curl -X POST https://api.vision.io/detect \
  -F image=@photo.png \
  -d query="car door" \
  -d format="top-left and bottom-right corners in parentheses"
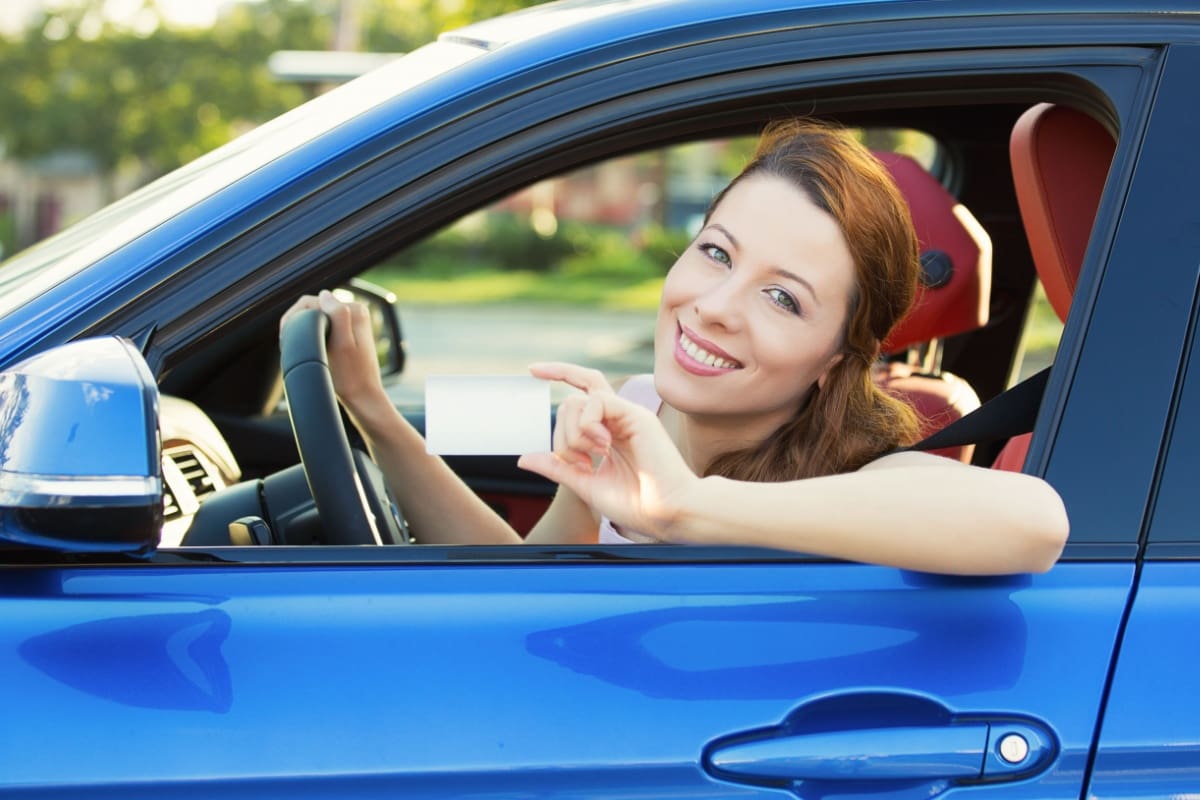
top-left (0, 556), bottom-right (1133, 799)
top-left (1086, 45), bottom-right (1200, 797)
top-left (1, 8), bottom-right (1193, 799)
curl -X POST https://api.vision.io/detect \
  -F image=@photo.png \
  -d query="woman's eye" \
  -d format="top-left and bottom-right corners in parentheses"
top-left (766, 287), bottom-right (800, 315)
top-left (699, 243), bottom-right (731, 266)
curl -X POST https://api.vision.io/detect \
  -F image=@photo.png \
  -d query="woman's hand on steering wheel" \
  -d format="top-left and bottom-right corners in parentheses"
top-left (278, 296), bottom-right (409, 545)
top-left (281, 290), bottom-right (387, 420)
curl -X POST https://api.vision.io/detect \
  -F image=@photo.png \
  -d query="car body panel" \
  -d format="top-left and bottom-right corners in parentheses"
top-left (0, 0), bottom-right (1198, 795)
top-left (3, 561), bottom-right (1130, 798)
top-left (1086, 562), bottom-right (1200, 800)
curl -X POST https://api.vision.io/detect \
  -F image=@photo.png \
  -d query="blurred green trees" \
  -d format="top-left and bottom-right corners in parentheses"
top-left (0, 0), bottom-right (543, 200)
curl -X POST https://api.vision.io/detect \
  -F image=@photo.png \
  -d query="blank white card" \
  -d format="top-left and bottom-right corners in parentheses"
top-left (425, 375), bottom-right (551, 456)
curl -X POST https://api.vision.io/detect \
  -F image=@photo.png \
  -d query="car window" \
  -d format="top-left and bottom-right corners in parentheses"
top-left (364, 128), bottom-right (941, 410)
top-left (1016, 281), bottom-right (1064, 381)
top-left (1146, 287), bottom-right (1200, 549)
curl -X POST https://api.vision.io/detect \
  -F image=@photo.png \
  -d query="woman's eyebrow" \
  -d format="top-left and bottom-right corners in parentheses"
top-left (771, 267), bottom-right (820, 306)
top-left (704, 223), bottom-right (740, 250)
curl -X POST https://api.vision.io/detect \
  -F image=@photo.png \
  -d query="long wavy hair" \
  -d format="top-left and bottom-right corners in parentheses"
top-left (703, 120), bottom-right (923, 481)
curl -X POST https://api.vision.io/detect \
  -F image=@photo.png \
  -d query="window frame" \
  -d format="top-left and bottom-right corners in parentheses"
top-left (39, 37), bottom-right (1180, 566)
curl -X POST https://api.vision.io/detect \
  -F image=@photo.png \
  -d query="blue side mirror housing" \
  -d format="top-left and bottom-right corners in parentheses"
top-left (0, 336), bottom-right (161, 554)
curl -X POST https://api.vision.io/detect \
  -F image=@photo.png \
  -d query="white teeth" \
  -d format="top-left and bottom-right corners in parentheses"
top-left (679, 330), bottom-right (738, 370)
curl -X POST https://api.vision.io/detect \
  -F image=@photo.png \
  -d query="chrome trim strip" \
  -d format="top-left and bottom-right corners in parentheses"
top-left (0, 471), bottom-right (160, 508)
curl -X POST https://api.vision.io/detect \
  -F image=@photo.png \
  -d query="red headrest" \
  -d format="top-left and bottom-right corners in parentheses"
top-left (876, 151), bottom-right (992, 353)
top-left (1010, 104), bottom-right (1116, 322)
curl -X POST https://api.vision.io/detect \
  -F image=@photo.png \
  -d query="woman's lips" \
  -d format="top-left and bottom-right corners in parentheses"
top-left (674, 324), bottom-right (742, 376)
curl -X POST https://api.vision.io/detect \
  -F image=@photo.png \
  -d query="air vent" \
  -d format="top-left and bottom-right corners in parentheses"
top-left (162, 445), bottom-right (220, 520)
top-left (163, 487), bottom-right (182, 520)
top-left (169, 446), bottom-right (216, 499)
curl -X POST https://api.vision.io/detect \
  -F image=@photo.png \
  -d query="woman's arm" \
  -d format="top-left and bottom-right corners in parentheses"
top-left (283, 292), bottom-right (523, 545)
top-left (524, 485), bottom-right (599, 545)
top-left (520, 362), bottom-right (1068, 575)
top-left (334, 388), bottom-right (597, 545)
top-left (343, 392), bottom-right (523, 544)
top-left (665, 451), bottom-right (1068, 575)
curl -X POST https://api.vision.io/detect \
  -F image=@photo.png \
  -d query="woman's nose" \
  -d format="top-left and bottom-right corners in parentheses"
top-left (693, 275), bottom-right (745, 332)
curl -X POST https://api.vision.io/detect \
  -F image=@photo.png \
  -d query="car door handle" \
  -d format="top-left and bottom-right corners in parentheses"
top-left (708, 723), bottom-right (989, 781)
top-left (704, 695), bottom-right (1056, 788)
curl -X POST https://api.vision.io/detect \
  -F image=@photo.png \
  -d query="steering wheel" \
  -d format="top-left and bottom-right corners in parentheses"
top-left (279, 308), bottom-right (409, 545)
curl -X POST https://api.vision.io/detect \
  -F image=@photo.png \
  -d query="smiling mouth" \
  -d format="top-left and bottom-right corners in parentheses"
top-left (678, 326), bottom-right (742, 370)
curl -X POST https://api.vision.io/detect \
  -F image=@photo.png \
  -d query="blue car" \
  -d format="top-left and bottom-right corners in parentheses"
top-left (1, 1), bottom-right (1196, 797)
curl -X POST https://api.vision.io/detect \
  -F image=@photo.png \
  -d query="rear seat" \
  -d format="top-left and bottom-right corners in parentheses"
top-left (993, 103), bottom-right (1116, 472)
top-left (872, 151), bottom-right (993, 462)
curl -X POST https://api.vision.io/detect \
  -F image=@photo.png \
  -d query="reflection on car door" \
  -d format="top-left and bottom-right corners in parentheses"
top-left (2, 559), bottom-right (1131, 798)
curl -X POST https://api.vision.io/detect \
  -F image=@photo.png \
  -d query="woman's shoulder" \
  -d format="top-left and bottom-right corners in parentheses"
top-left (858, 449), bottom-right (965, 472)
top-left (613, 373), bottom-right (661, 411)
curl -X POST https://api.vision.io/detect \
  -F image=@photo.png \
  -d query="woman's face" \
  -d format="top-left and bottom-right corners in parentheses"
top-left (654, 172), bottom-right (857, 430)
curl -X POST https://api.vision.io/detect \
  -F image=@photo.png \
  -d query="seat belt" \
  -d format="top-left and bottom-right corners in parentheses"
top-left (908, 366), bottom-right (1050, 453)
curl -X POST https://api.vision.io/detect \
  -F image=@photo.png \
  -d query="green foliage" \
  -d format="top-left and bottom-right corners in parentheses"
top-left (0, 0), bottom-right (546, 196)
top-left (378, 213), bottom-right (689, 277)
top-left (362, 213), bottom-right (689, 310)
top-left (363, 263), bottom-right (666, 311)
top-left (1023, 283), bottom-right (1064, 353)
top-left (559, 224), bottom-right (690, 280)
top-left (0, 209), bottom-right (16, 257)
top-left (388, 214), bottom-right (572, 276)
top-left (361, 0), bottom-right (544, 53)
top-left (0, 0), bottom-right (326, 191)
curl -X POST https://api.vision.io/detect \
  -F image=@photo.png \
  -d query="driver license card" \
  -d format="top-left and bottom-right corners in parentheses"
top-left (425, 375), bottom-right (551, 455)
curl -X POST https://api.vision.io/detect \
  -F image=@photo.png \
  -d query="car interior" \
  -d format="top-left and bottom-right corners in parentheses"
top-left (992, 103), bottom-right (1117, 472)
top-left (147, 93), bottom-right (1117, 551)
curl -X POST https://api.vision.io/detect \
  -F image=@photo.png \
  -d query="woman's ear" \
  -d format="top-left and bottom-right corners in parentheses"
top-left (817, 353), bottom-right (845, 391)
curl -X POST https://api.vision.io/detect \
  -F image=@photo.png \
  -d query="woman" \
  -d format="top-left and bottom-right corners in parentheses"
top-left (283, 120), bottom-right (1068, 575)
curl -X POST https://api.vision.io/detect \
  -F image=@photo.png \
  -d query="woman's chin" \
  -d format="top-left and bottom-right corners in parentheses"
top-left (655, 365), bottom-right (734, 414)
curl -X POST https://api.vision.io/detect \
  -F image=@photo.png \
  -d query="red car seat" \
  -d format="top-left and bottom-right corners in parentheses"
top-left (993, 103), bottom-right (1116, 472)
top-left (872, 151), bottom-right (993, 462)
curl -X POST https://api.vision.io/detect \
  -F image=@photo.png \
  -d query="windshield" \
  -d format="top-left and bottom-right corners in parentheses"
top-left (0, 40), bottom-right (483, 316)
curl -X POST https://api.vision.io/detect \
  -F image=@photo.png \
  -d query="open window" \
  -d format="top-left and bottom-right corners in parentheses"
top-left (361, 128), bottom-right (944, 411)
top-left (161, 91), bottom-right (1124, 549)
top-left (140, 39), bottom-right (1145, 556)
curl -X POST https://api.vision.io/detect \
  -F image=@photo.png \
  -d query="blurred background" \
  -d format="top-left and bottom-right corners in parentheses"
top-left (0, 0), bottom-right (543, 259)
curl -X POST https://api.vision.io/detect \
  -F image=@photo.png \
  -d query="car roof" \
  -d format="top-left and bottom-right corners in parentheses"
top-left (448, 0), bottom-right (1182, 50)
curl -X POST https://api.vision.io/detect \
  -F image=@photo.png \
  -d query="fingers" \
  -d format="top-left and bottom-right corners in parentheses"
top-left (317, 290), bottom-right (363, 353)
top-left (529, 362), bottom-right (613, 395)
top-left (529, 361), bottom-right (617, 474)
top-left (578, 392), bottom-right (611, 451)
top-left (552, 394), bottom-right (605, 472)
top-left (281, 290), bottom-right (383, 409)
top-left (348, 300), bottom-right (374, 356)
top-left (518, 452), bottom-right (588, 493)
top-left (529, 362), bottom-right (616, 468)
top-left (281, 290), bottom-right (370, 350)
top-left (518, 452), bottom-right (594, 499)
top-left (279, 294), bottom-right (321, 335)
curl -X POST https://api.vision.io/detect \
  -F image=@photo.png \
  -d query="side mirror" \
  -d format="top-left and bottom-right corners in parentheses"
top-left (334, 278), bottom-right (405, 377)
top-left (0, 336), bottom-right (161, 554)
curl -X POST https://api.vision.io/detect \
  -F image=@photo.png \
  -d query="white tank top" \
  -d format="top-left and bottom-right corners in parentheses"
top-left (596, 374), bottom-right (662, 544)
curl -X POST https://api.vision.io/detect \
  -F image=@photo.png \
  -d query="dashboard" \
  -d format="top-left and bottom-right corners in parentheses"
top-left (159, 395), bottom-right (241, 547)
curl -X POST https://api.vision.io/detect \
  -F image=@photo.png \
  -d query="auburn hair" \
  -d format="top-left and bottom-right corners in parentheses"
top-left (703, 119), bottom-right (923, 482)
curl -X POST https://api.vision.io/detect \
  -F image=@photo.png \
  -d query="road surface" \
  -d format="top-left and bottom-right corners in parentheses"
top-left (384, 303), bottom-right (657, 408)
